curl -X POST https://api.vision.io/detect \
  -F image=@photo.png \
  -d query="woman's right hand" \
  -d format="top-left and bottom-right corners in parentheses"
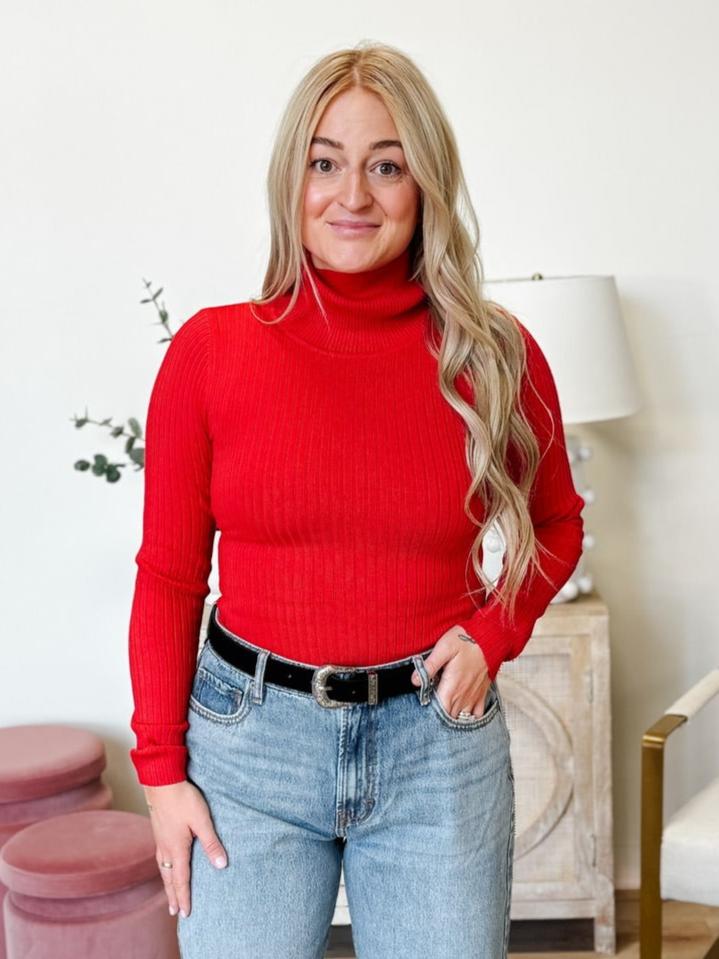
top-left (144, 780), bottom-right (228, 918)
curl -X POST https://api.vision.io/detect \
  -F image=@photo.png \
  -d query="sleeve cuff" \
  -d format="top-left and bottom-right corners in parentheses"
top-left (129, 744), bottom-right (189, 787)
top-left (456, 603), bottom-right (540, 680)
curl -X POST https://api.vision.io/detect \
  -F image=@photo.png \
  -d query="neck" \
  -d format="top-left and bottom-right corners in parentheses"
top-left (277, 247), bottom-right (429, 355)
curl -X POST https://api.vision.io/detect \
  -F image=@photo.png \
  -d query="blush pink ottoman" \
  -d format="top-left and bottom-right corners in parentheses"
top-left (0, 809), bottom-right (178, 959)
top-left (0, 725), bottom-right (113, 959)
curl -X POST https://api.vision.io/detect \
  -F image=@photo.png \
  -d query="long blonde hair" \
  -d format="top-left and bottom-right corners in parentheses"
top-left (249, 41), bottom-right (562, 627)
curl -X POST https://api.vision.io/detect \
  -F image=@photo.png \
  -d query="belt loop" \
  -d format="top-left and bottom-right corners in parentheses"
top-left (411, 653), bottom-right (433, 706)
top-left (251, 649), bottom-right (269, 703)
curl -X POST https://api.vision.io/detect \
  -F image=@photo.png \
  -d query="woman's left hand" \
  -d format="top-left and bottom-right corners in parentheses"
top-left (410, 625), bottom-right (490, 719)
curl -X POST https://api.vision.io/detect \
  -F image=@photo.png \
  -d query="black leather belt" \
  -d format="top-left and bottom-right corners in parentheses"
top-left (206, 603), bottom-right (432, 707)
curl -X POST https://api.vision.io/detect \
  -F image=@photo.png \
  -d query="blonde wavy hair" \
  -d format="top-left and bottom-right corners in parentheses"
top-left (249, 41), bottom-right (562, 628)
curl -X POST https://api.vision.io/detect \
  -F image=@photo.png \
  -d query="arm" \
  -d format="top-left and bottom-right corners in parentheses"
top-left (128, 309), bottom-right (216, 786)
top-left (456, 320), bottom-right (585, 680)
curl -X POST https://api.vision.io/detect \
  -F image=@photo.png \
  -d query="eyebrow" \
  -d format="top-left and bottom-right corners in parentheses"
top-left (310, 136), bottom-right (403, 151)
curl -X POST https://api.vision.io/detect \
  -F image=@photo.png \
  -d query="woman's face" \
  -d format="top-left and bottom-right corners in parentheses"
top-left (302, 86), bottom-right (421, 273)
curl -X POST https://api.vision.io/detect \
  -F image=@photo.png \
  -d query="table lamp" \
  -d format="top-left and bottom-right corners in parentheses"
top-left (480, 272), bottom-right (642, 603)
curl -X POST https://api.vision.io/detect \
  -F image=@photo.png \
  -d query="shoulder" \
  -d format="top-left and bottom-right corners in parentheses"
top-left (166, 301), bottom-right (257, 367)
top-left (505, 315), bottom-right (559, 407)
top-left (193, 298), bottom-right (286, 346)
top-left (153, 309), bottom-right (214, 385)
top-left (171, 307), bottom-right (213, 346)
top-left (509, 315), bottom-right (551, 380)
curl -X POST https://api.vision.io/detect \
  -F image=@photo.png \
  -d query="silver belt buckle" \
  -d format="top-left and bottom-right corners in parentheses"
top-left (311, 664), bottom-right (379, 707)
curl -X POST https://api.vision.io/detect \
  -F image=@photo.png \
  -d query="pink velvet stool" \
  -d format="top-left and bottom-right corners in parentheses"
top-left (0, 724), bottom-right (113, 958)
top-left (0, 809), bottom-right (178, 959)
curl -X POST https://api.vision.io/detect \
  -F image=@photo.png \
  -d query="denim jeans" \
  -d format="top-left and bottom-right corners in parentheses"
top-left (177, 612), bottom-right (515, 959)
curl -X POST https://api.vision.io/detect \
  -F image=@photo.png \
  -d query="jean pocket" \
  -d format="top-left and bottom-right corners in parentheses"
top-left (189, 660), bottom-right (253, 725)
top-left (430, 679), bottom-right (501, 731)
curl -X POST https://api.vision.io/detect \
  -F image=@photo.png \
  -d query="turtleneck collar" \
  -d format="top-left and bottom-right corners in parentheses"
top-left (276, 246), bottom-right (429, 355)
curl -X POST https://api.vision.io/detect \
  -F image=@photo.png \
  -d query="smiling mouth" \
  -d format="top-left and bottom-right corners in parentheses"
top-left (328, 222), bottom-right (380, 231)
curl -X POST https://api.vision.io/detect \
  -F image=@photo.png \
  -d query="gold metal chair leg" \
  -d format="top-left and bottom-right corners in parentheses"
top-left (640, 714), bottom-right (686, 959)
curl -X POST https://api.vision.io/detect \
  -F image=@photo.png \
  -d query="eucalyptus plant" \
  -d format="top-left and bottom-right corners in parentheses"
top-left (72, 279), bottom-right (176, 483)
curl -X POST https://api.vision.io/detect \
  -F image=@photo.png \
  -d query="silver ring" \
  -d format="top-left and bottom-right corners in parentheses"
top-left (458, 710), bottom-right (474, 719)
top-left (160, 861), bottom-right (174, 869)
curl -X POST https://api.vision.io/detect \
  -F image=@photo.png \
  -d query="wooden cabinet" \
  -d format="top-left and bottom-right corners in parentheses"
top-left (498, 591), bottom-right (616, 954)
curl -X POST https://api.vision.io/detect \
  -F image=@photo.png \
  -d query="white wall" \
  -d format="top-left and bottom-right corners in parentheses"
top-left (2, 0), bottom-right (717, 890)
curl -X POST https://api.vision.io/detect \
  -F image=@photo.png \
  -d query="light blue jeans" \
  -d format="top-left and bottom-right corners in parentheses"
top-left (178, 614), bottom-right (515, 958)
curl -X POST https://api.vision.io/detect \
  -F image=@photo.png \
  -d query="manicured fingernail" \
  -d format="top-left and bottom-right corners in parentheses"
top-left (215, 855), bottom-right (227, 868)
top-left (169, 905), bottom-right (177, 916)
top-left (180, 909), bottom-right (188, 918)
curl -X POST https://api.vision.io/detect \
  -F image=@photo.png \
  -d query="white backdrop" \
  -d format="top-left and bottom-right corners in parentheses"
top-left (2, 0), bottom-right (718, 891)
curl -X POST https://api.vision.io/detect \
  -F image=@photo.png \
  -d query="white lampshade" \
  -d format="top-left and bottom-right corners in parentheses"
top-left (482, 274), bottom-right (641, 425)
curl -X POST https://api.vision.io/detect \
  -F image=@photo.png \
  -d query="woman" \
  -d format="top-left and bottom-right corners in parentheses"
top-left (128, 42), bottom-right (585, 959)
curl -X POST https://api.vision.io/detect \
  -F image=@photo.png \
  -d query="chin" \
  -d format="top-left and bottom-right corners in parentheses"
top-left (312, 249), bottom-right (379, 272)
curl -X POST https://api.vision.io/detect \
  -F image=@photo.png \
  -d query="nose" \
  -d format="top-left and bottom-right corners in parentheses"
top-left (338, 169), bottom-right (373, 210)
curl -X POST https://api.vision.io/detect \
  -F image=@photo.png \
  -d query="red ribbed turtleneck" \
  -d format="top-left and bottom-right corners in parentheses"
top-left (128, 247), bottom-right (585, 785)
top-left (280, 246), bottom-right (430, 354)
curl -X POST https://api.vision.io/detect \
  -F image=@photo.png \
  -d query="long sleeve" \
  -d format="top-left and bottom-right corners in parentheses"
top-left (128, 309), bottom-right (216, 786)
top-left (456, 321), bottom-right (585, 680)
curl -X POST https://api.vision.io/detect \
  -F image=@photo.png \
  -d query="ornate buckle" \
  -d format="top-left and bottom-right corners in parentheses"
top-left (311, 664), bottom-right (379, 707)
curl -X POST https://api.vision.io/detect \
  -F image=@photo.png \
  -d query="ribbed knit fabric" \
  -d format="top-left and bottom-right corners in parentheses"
top-left (128, 247), bottom-right (585, 786)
